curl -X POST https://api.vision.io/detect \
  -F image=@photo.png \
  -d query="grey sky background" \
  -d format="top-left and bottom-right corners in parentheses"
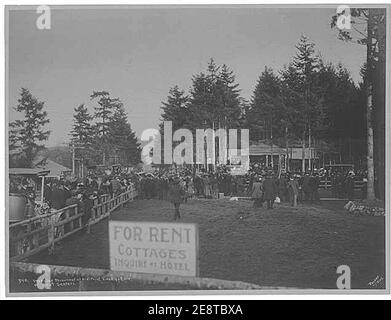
top-left (8, 6), bottom-right (366, 147)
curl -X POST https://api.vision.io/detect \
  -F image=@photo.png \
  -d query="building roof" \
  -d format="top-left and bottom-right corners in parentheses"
top-left (9, 168), bottom-right (50, 176)
top-left (33, 158), bottom-right (71, 177)
top-left (250, 142), bottom-right (286, 156)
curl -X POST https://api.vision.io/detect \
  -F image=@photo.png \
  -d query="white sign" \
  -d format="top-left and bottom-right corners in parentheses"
top-left (109, 221), bottom-right (199, 277)
top-left (290, 147), bottom-right (317, 160)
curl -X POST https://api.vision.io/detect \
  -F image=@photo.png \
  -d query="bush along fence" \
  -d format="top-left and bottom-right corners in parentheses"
top-left (9, 187), bottom-right (137, 262)
top-left (344, 200), bottom-right (385, 217)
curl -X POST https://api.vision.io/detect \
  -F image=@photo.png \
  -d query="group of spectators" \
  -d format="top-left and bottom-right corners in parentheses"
top-left (250, 171), bottom-right (321, 209)
top-left (137, 164), bottom-right (364, 204)
top-left (42, 174), bottom-right (137, 216)
top-left (10, 162), bottom-right (366, 221)
top-left (10, 172), bottom-right (137, 219)
top-left (137, 166), bottom-right (247, 201)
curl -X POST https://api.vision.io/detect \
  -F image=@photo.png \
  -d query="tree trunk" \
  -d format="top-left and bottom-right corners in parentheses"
top-left (373, 8), bottom-right (386, 200)
top-left (366, 9), bottom-right (375, 200)
top-left (302, 126), bottom-right (305, 173)
top-left (308, 126), bottom-right (311, 172)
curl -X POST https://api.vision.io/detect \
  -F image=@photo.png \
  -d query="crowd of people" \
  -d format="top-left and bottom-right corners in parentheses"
top-left (10, 162), bottom-right (366, 221)
top-left (10, 172), bottom-right (137, 219)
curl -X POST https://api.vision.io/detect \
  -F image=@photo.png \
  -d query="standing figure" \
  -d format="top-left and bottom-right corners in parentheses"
top-left (310, 173), bottom-right (320, 203)
top-left (346, 171), bottom-right (355, 200)
top-left (302, 173), bottom-right (312, 202)
top-left (204, 175), bottom-right (212, 198)
top-left (287, 176), bottom-right (299, 207)
top-left (168, 176), bottom-right (186, 220)
top-left (186, 176), bottom-right (195, 200)
top-left (277, 174), bottom-right (288, 202)
top-left (263, 174), bottom-right (278, 209)
top-left (251, 177), bottom-right (263, 208)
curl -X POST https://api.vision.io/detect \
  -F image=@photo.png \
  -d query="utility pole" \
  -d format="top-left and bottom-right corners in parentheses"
top-left (72, 143), bottom-right (75, 175)
top-left (302, 125), bottom-right (306, 173)
top-left (70, 142), bottom-right (86, 178)
top-left (285, 126), bottom-right (289, 171)
top-left (308, 126), bottom-right (312, 172)
top-left (270, 115), bottom-right (274, 169)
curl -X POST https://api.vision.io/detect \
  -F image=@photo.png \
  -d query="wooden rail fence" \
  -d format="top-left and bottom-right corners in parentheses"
top-left (319, 180), bottom-right (365, 190)
top-left (9, 187), bottom-right (137, 262)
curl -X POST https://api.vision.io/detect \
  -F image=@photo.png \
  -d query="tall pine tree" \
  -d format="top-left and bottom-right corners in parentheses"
top-left (108, 103), bottom-right (141, 165)
top-left (70, 103), bottom-right (96, 169)
top-left (9, 88), bottom-right (50, 167)
top-left (160, 85), bottom-right (189, 132)
top-left (185, 58), bottom-right (243, 130)
top-left (90, 91), bottom-right (121, 165)
top-left (71, 104), bottom-right (94, 146)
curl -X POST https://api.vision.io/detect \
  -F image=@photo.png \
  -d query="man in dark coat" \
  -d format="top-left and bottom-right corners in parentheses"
top-left (110, 176), bottom-right (122, 197)
top-left (302, 173), bottom-right (312, 202)
top-left (44, 182), bottom-right (52, 206)
top-left (263, 174), bottom-right (278, 209)
top-left (90, 178), bottom-right (99, 193)
top-left (310, 173), bottom-right (320, 203)
top-left (194, 174), bottom-right (204, 197)
top-left (51, 182), bottom-right (66, 210)
top-left (346, 171), bottom-right (355, 200)
top-left (277, 175), bottom-right (288, 202)
top-left (251, 176), bottom-right (263, 208)
top-left (168, 176), bottom-right (186, 220)
top-left (63, 182), bottom-right (72, 202)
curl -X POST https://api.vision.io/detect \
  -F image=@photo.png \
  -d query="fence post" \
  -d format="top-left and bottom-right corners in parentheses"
top-left (48, 215), bottom-right (56, 255)
top-left (69, 207), bottom-right (74, 232)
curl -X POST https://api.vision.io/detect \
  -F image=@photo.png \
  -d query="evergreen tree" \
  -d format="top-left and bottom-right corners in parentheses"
top-left (90, 91), bottom-right (118, 137)
top-left (70, 103), bottom-right (96, 169)
top-left (185, 71), bottom-right (215, 129)
top-left (246, 67), bottom-right (285, 142)
top-left (215, 64), bottom-right (243, 128)
top-left (71, 104), bottom-right (94, 146)
top-left (90, 91), bottom-right (121, 165)
top-left (185, 59), bottom-right (243, 130)
top-left (9, 88), bottom-right (50, 167)
top-left (280, 36), bottom-right (324, 155)
top-left (108, 103), bottom-right (141, 165)
top-left (160, 85), bottom-right (189, 132)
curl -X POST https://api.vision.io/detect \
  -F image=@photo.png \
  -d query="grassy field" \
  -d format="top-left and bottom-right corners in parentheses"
top-left (26, 198), bottom-right (385, 289)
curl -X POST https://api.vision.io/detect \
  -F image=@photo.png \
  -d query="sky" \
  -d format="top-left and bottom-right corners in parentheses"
top-left (7, 6), bottom-right (366, 147)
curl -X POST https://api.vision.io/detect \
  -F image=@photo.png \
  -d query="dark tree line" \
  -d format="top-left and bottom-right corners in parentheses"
top-left (160, 37), bottom-right (368, 168)
top-left (9, 88), bottom-right (141, 169)
top-left (71, 91), bottom-right (141, 167)
top-left (332, 7), bottom-right (386, 199)
top-left (160, 59), bottom-right (245, 133)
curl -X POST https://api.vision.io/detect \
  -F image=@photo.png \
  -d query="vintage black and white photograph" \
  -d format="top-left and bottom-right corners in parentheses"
top-left (4, 3), bottom-right (389, 295)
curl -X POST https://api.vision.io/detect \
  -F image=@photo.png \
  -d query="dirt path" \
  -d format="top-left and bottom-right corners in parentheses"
top-left (26, 199), bottom-right (385, 289)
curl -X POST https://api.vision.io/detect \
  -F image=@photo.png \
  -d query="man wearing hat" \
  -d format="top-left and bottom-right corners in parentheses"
top-left (346, 170), bottom-right (355, 200)
top-left (263, 173), bottom-right (278, 209)
top-left (168, 176), bottom-right (186, 220)
top-left (251, 176), bottom-right (263, 208)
